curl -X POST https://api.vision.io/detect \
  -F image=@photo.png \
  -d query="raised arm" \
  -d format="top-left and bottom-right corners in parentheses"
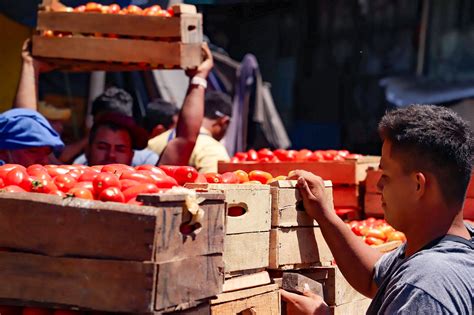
top-left (158, 43), bottom-right (213, 166)
top-left (13, 39), bottom-right (40, 109)
top-left (288, 170), bottom-right (384, 298)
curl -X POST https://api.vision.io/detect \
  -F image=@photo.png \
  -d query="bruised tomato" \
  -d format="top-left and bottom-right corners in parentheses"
top-left (67, 187), bottom-right (94, 200)
top-left (173, 166), bottom-right (198, 185)
top-left (248, 170), bottom-right (273, 184)
top-left (93, 172), bottom-right (121, 195)
top-left (98, 187), bottom-right (125, 203)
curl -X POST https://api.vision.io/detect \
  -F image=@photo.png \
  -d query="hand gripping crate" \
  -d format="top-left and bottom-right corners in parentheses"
top-left (32, 1), bottom-right (203, 71)
top-left (0, 191), bottom-right (225, 313)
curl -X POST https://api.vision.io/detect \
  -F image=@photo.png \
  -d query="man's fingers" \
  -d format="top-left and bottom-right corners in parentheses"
top-left (280, 289), bottom-right (302, 303)
top-left (302, 288), bottom-right (322, 301)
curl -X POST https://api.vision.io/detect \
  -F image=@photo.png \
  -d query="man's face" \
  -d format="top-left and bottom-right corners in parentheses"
top-left (377, 140), bottom-right (418, 231)
top-left (5, 147), bottom-right (52, 166)
top-left (86, 126), bottom-right (134, 166)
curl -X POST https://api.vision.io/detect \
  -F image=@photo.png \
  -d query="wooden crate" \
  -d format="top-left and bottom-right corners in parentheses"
top-left (270, 180), bottom-right (332, 228)
top-left (365, 168), bottom-right (381, 194)
top-left (0, 192), bottom-right (225, 313)
top-left (333, 185), bottom-right (360, 208)
top-left (32, 2), bottom-right (202, 70)
top-left (218, 156), bottom-right (380, 186)
top-left (372, 240), bottom-right (402, 253)
top-left (463, 198), bottom-right (474, 220)
top-left (364, 193), bottom-right (384, 218)
top-left (210, 284), bottom-right (280, 315)
top-left (185, 183), bottom-right (271, 274)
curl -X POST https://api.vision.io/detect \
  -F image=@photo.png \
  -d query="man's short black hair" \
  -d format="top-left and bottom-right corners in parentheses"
top-left (204, 91), bottom-right (232, 119)
top-left (144, 99), bottom-right (179, 132)
top-left (91, 87), bottom-right (133, 118)
top-left (378, 104), bottom-right (473, 205)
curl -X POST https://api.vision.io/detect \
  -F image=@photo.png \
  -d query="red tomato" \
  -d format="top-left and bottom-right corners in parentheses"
top-left (233, 170), bottom-right (249, 183)
top-left (67, 169), bottom-right (83, 179)
top-left (78, 170), bottom-right (99, 182)
top-left (0, 178), bottom-right (4, 188)
top-left (308, 151), bottom-right (324, 161)
top-left (173, 166), bottom-right (198, 185)
top-left (159, 165), bottom-right (178, 177)
top-left (387, 231), bottom-right (406, 242)
top-left (101, 164), bottom-right (134, 176)
top-left (5, 168), bottom-right (32, 191)
top-left (338, 150), bottom-right (349, 157)
top-left (351, 224), bottom-right (365, 236)
top-left (31, 178), bottom-right (58, 194)
top-left (248, 170), bottom-right (273, 184)
top-left (84, 2), bottom-right (102, 13)
top-left (126, 4), bottom-right (143, 15)
top-left (73, 5), bottom-right (86, 12)
top-left (205, 173), bottom-right (222, 183)
top-left (257, 148), bottom-right (274, 160)
top-left (0, 305), bottom-right (21, 315)
top-left (365, 236), bottom-right (385, 246)
top-left (122, 183), bottom-right (159, 202)
top-left (221, 172), bottom-right (239, 184)
top-left (153, 175), bottom-right (178, 188)
top-left (246, 149), bottom-right (258, 161)
top-left (119, 179), bottom-right (140, 191)
top-left (73, 181), bottom-right (95, 196)
top-left (53, 174), bottom-right (77, 193)
top-left (45, 165), bottom-right (69, 177)
top-left (143, 4), bottom-right (161, 15)
top-left (295, 149), bottom-right (312, 161)
top-left (135, 165), bottom-right (166, 176)
top-left (1, 185), bottom-right (26, 193)
top-left (107, 3), bottom-right (121, 14)
top-left (193, 173), bottom-right (208, 183)
top-left (234, 152), bottom-right (248, 161)
top-left (22, 307), bottom-right (52, 315)
top-left (167, 7), bottom-right (174, 16)
top-left (229, 157), bottom-right (240, 163)
top-left (273, 149), bottom-right (292, 161)
top-left (67, 187), bottom-right (94, 200)
top-left (120, 171), bottom-right (154, 184)
top-left (366, 229), bottom-right (387, 241)
top-left (27, 166), bottom-right (51, 180)
top-left (0, 164), bottom-right (25, 180)
top-left (345, 154), bottom-right (362, 160)
top-left (93, 172), bottom-right (121, 195)
top-left (98, 187), bottom-right (125, 203)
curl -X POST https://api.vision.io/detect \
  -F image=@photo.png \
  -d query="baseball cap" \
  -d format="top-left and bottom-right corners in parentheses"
top-left (93, 112), bottom-right (149, 150)
top-left (0, 108), bottom-right (64, 151)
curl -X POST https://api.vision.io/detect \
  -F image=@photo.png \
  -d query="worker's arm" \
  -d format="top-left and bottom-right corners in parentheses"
top-left (288, 170), bottom-right (384, 298)
top-left (158, 43), bottom-right (213, 166)
top-left (13, 39), bottom-right (39, 109)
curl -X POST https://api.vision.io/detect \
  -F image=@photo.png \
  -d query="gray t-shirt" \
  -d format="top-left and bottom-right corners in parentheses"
top-left (367, 224), bottom-right (474, 315)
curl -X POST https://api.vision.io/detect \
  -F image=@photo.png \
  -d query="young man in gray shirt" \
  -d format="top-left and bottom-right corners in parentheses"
top-left (282, 105), bottom-right (473, 315)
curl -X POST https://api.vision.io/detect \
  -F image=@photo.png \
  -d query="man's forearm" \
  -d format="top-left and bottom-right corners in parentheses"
top-left (316, 212), bottom-right (383, 298)
top-left (14, 59), bottom-right (39, 109)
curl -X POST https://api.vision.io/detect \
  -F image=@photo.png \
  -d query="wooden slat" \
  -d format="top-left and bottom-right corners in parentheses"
top-left (364, 193), bottom-right (384, 218)
top-left (218, 156), bottom-right (380, 185)
top-left (211, 284), bottom-right (279, 305)
top-left (139, 192), bottom-right (225, 203)
top-left (0, 192), bottom-right (155, 261)
top-left (223, 271), bottom-right (271, 292)
top-left (172, 4), bottom-right (198, 15)
top-left (365, 169), bottom-right (381, 194)
top-left (37, 12), bottom-right (202, 42)
top-left (211, 289), bottom-right (279, 315)
top-left (333, 186), bottom-right (359, 208)
top-left (270, 181), bottom-right (333, 227)
top-left (155, 254), bottom-right (224, 311)
top-left (269, 227), bottom-right (333, 269)
top-left (0, 252), bottom-right (154, 313)
top-left (224, 232), bottom-right (269, 273)
top-left (32, 35), bottom-right (202, 68)
top-left (466, 174), bottom-right (474, 198)
top-left (464, 198), bottom-right (474, 220)
top-left (185, 183), bottom-right (271, 234)
top-left (372, 241), bottom-right (402, 253)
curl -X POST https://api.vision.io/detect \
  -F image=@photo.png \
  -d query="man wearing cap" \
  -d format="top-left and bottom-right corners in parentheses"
top-left (0, 108), bottom-right (64, 166)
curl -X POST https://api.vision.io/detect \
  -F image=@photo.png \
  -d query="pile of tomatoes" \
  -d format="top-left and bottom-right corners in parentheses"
top-left (230, 149), bottom-right (363, 163)
top-left (347, 218), bottom-right (406, 246)
top-left (201, 169), bottom-right (282, 185)
top-left (67, 3), bottom-right (174, 17)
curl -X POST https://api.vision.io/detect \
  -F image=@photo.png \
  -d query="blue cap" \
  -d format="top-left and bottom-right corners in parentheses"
top-left (0, 108), bottom-right (64, 152)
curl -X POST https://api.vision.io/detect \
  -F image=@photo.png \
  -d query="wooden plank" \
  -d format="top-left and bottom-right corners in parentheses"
top-left (365, 169), bottom-right (381, 194)
top-left (463, 197), bottom-right (474, 220)
top-left (185, 183), bottom-right (271, 234)
top-left (32, 35), bottom-right (202, 68)
top-left (224, 232), bottom-right (269, 273)
top-left (138, 192), bottom-right (225, 203)
top-left (152, 200), bottom-right (225, 263)
top-left (211, 289), bottom-right (279, 315)
top-left (172, 301), bottom-right (211, 315)
top-left (218, 156), bottom-right (380, 185)
top-left (269, 227), bottom-right (333, 269)
top-left (37, 12), bottom-right (202, 41)
top-left (211, 284), bottom-right (278, 305)
top-left (329, 298), bottom-right (372, 315)
top-left (0, 252), bottom-right (154, 313)
top-left (364, 193), bottom-right (384, 218)
top-left (155, 254), bottom-right (224, 311)
top-left (172, 4), bottom-right (198, 15)
top-left (466, 174), bottom-right (474, 198)
top-left (333, 186), bottom-right (359, 208)
top-left (0, 192), bottom-right (155, 261)
top-left (270, 181), bottom-right (332, 227)
top-left (223, 271), bottom-right (271, 292)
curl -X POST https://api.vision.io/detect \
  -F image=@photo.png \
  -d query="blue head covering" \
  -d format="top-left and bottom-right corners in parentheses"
top-left (0, 108), bottom-right (64, 152)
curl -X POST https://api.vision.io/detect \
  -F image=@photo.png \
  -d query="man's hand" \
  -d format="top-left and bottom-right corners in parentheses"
top-left (287, 170), bottom-right (335, 221)
top-left (185, 42), bottom-right (213, 79)
top-left (280, 289), bottom-right (330, 315)
top-left (21, 39), bottom-right (56, 73)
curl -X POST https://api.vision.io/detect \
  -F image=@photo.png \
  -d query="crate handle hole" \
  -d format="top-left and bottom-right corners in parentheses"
top-left (180, 222), bottom-right (202, 236)
top-left (227, 203), bottom-right (248, 217)
top-left (188, 25), bottom-right (197, 32)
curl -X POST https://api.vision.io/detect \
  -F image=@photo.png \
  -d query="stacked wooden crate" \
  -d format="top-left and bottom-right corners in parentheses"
top-left (363, 168), bottom-right (383, 218)
top-left (184, 183), bottom-right (277, 314)
top-left (464, 178), bottom-right (474, 220)
top-left (218, 156), bottom-right (380, 220)
top-left (32, 1), bottom-right (203, 71)
top-left (0, 191), bottom-right (225, 314)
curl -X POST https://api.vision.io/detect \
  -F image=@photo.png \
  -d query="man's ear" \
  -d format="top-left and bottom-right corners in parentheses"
top-left (413, 172), bottom-right (426, 199)
top-left (217, 116), bottom-right (230, 127)
top-left (151, 125), bottom-right (167, 138)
